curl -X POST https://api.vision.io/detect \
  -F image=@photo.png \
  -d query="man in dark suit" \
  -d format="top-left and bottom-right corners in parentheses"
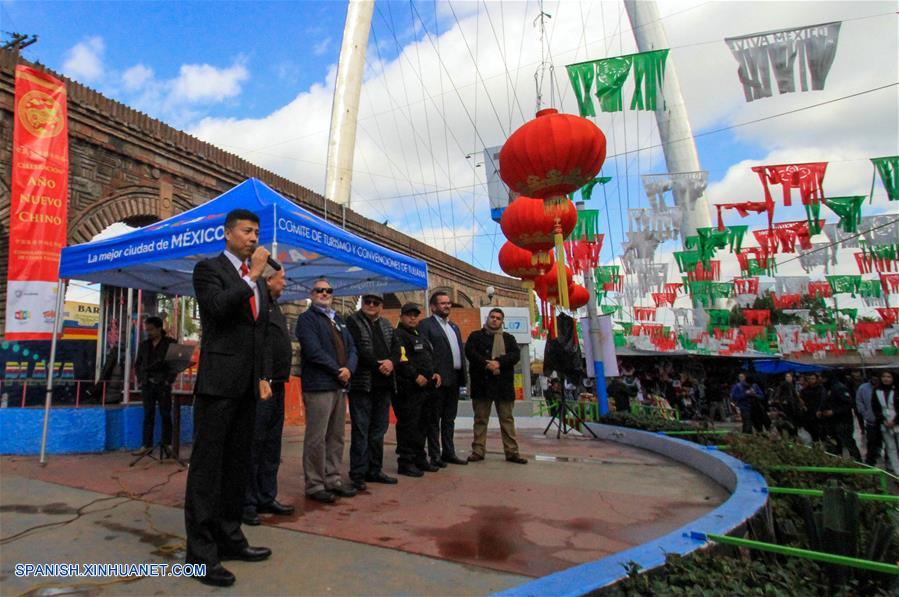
top-left (418, 291), bottom-right (467, 467)
top-left (133, 316), bottom-right (176, 454)
top-left (186, 209), bottom-right (272, 587)
top-left (243, 268), bottom-right (295, 525)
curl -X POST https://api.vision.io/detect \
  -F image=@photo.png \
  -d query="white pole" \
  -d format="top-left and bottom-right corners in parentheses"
top-left (122, 288), bottom-right (134, 404)
top-left (39, 279), bottom-right (67, 466)
top-left (623, 0), bottom-right (711, 238)
top-left (323, 0), bottom-right (374, 213)
top-left (578, 202), bottom-right (609, 414)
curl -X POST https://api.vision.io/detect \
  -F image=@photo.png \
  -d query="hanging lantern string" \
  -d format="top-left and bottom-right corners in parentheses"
top-left (533, 0), bottom-right (555, 112)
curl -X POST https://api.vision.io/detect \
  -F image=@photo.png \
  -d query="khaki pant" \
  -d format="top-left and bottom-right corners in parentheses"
top-left (471, 399), bottom-right (520, 458)
top-left (303, 390), bottom-right (347, 494)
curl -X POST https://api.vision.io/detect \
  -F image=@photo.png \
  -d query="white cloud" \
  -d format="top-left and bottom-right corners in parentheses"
top-left (171, 61), bottom-right (249, 103)
top-left (121, 63), bottom-right (153, 91)
top-left (61, 36), bottom-right (105, 82)
top-left (313, 37), bottom-right (332, 56)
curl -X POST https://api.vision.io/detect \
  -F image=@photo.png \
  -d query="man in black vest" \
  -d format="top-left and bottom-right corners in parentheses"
top-left (418, 291), bottom-right (467, 467)
top-left (133, 316), bottom-right (176, 454)
top-left (346, 292), bottom-right (398, 490)
top-left (186, 209), bottom-right (272, 587)
top-left (243, 268), bottom-right (295, 525)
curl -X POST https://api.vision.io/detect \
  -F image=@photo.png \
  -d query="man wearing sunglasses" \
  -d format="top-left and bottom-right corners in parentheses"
top-left (295, 278), bottom-right (358, 504)
top-left (345, 292), bottom-right (398, 490)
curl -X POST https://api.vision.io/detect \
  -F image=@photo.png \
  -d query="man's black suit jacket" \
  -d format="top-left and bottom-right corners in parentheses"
top-left (193, 253), bottom-right (269, 399)
top-left (418, 315), bottom-right (466, 388)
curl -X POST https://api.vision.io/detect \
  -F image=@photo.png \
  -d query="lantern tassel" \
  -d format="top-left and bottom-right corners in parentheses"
top-left (553, 218), bottom-right (569, 309)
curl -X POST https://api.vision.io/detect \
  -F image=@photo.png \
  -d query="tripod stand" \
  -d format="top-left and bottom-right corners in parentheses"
top-left (543, 388), bottom-right (599, 439)
top-left (129, 441), bottom-right (185, 467)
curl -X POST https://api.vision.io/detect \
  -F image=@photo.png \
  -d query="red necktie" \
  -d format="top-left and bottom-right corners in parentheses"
top-left (240, 263), bottom-right (258, 320)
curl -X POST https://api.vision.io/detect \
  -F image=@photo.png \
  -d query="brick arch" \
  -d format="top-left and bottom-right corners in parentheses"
top-left (67, 186), bottom-right (191, 244)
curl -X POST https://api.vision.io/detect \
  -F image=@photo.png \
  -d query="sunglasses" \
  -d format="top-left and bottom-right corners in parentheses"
top-left (312, 287), bottom-right (334, 295)
top-left (363, 299), bottom-right (382, 306)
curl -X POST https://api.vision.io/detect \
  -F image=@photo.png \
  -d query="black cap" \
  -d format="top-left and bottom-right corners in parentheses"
top-left (401, 302), bottom-right (421, 315)
top-left (362, 291), bottom-right (384, 301)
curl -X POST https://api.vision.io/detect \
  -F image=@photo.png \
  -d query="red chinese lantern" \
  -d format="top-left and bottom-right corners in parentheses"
top-left (535, 263), bottom-right (574, 303)
top-left (499, 109), bottom-right (605, 308)
top-left (499, 109), bottom-right (607, 202)
top-left (500, 196), bottom-right (577, 263)
top-left (498, 241), bottom-right (553, 320)
top-left (568, 284), bottom-right (590, 310)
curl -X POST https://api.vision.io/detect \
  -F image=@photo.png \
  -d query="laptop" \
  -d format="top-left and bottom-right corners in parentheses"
top-left (165, 343), bottom-right (196, 374)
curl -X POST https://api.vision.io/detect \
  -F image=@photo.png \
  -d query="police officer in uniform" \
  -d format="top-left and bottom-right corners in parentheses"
top-left (391, 303), bottom-right (441, 477)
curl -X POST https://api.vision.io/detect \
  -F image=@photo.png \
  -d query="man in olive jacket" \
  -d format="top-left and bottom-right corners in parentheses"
top-left (464, 308), bottom-right (526, 464)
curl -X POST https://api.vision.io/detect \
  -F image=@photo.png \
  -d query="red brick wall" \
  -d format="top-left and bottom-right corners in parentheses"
top-left (381, 308), bottom-right (483, 341)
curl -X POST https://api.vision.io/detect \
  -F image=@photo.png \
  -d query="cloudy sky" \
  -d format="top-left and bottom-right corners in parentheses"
top-left (4, 0), bottom-right (897, 314)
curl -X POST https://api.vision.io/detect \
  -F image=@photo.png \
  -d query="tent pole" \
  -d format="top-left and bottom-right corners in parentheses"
top-left (94, 286), bottom-right (105, 383)
top-left (122, 288), bottom-right (134, 404)
top-left (272, 203), bottom-right (279, 262)
top-left (39, 279), bottom-right (67, 466)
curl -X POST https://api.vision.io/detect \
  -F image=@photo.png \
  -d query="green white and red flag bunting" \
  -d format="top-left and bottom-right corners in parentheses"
top-left (880, 273), bottom-right (899, 294)
top-left (715, 199), bottom-right (773, 231)
top-left (808, 281), bottom-right (832, 298)
top-left (566, 49), bottom-right (668, 115)
top-left (725, 22), bottom-right (841, 102)
top-left (752, 163), bottom-right (827, 207)
top-left (870, 156), bottom-right (898, 202)
top-left (824, 195), bottom-right (866, 233)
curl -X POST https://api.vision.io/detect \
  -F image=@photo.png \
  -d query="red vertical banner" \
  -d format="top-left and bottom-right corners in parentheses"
top-left (5, 66), bottom-right (69, 340)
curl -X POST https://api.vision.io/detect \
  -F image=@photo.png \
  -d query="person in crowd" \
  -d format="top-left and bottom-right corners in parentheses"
top-left (799, 372), bottom-right (827, 442)
top-left (770, 372), bottom-right (803, 437)
top-left (606, 376), bottom-right (632, 413)
top-left (243, 268), bottom-right (294, 526)
top-left (186, 209), bottom-right (272, 587)
top-left (295, 277), bottom-right (359, 504)
top-left (621, 367), bottom-right (643, 406)
top-left (731, 372), bottom-right (763, 434)
top-left (856, 372), bottom-right (882, 466)
top-left (417, 291), bottom-right (467, 467)
top-left (133, 316), bottom-right (176, 455)
top-left (848, 369), bottom-right (867, 437)
top-left (707, 379), bottom-right (729, 423)
top-left (391, 303), bottom-right (441, 477)
top-left (345, 292), bottom-right (398, 491)
top-left (464, 308), bottom-right (526, 464)
top-left (816, 374), bottom-right (862, 461)
top-left (874, 371), bottom-right (898, 474)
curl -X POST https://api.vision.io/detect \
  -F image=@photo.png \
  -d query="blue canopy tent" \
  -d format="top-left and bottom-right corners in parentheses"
top-left (59, 178), bottom-right (428, 299)
top-left (38, 178), bottom-right (428, 462)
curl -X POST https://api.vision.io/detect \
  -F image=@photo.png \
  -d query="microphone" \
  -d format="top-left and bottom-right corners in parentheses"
top-left (267, 256), bottom-right (282, 271)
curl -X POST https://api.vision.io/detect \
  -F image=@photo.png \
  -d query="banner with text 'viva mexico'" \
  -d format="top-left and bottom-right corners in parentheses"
top-left (5, 66), bottom-right (69, 340)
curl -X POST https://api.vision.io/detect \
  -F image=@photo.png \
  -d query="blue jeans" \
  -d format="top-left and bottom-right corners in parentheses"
top-left (348, 388), bottom-right (392, 480)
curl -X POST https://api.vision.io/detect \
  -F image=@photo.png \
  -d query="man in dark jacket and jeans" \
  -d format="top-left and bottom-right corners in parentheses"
top-left (295, 277), bottom-right (358, 504)
top-left (346, 292), bottom-right (398, 490)
top-left (133, 316), bottom-right (176, 454)
top-left (464, 308), bottom-right (526, 464)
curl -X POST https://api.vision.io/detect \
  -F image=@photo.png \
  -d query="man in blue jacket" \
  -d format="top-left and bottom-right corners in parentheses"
top-left (295, 277), bottom-right (358, 504)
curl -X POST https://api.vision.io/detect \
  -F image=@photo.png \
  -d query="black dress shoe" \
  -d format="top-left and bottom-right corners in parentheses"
top-left (307, 490), bottom-right (336, 503)
top-left (442, 455), bottom-right (468, 465)
top-left (329, 485), bottom-right (358, 498)
top-left (467, 453), bottom-right (484, 462)
top-left (220, 546), bottom-right (272, 562)
top-left (397, 465), bottom-right (424, 477)
top-left (365, 471), bottom-right (398, 484)
top-left (351, 478), bottom-right (368, 491)
top-left (193, 563), bottom-right (235, 587)
top-left (417, 462), bottom-right (439, 472)
top-left (430, 459), bottom-right (447, 468)
top-left (242, 508), bottom-right (261, 526)
top-left (257, 500), bottom-right (295, 515)
top-left (506, 455), bottom-right (528, 464)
